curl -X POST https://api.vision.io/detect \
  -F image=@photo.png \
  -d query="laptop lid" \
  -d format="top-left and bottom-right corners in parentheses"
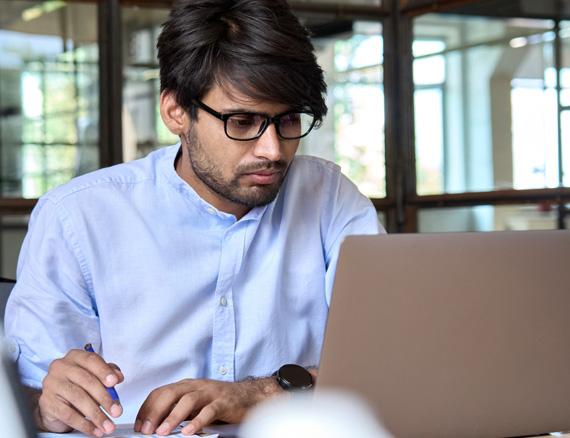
top-left (317, 231), bottom-right (570, 438)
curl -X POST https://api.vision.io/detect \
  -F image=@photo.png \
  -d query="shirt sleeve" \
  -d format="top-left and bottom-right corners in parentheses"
top-left (4, 197), bottom-right (100, 389)
top-left (323, 173), bottom-right (385, 306)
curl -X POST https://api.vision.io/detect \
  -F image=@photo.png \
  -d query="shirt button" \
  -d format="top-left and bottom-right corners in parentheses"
top-left (219, 366), bottom-right (228, 376)
top-left (207, 207), bottom-right (216, 215)
top-left (220, 296), bottom-right (228, 307)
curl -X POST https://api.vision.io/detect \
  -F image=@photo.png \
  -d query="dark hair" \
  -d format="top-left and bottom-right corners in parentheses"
top-left (157, 0), bottom-right (327, 123)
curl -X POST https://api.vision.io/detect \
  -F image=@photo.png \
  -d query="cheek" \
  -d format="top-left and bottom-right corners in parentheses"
top-left (196, 124), bottom-right (243, 170)
top-left (283, 140), bottom-right (300, 161)
top-left (211, 143), bottom-right (245, 178)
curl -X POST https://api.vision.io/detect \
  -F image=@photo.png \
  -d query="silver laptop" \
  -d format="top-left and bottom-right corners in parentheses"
top-left (317, 231), bottom-right (570, 438)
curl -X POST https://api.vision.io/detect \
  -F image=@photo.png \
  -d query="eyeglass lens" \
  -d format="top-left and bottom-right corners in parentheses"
top-left (226, 112), bottom-right (314, 140)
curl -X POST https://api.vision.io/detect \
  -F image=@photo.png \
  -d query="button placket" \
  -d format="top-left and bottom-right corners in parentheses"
top-left (211, 227), bottom-right (244, 381)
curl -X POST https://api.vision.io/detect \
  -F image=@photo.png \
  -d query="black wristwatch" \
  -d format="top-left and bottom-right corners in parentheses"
top-left (274, 364), bottom-right (314, 391)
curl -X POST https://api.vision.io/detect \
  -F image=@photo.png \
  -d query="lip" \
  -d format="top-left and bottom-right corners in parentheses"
top-left (243, 169), bottom-right (281, 185)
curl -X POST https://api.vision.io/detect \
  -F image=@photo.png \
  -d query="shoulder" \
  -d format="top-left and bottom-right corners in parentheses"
top-left (279, 155), bottom-right (381, 248)
top-left (287, 155), bottom-right (344, 190)
top-left (41, 146), bottom-right (176, 204)
top-left (286, 155), bottom-right (362, 199)
top-left (289, 155), bottom-right (341, 178)
top-left (279, 155), bottom-right (375, 226)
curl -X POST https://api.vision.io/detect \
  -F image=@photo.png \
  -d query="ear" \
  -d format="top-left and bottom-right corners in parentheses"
top-left (159, 91), bottom-right (190, 136)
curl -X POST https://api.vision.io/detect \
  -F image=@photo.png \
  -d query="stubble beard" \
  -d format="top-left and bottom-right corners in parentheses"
top-left (182, 129), bottom-right (289, 208)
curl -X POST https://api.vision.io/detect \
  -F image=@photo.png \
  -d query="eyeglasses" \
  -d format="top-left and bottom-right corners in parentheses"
top-left (192, 99), bottom-right (317, 141)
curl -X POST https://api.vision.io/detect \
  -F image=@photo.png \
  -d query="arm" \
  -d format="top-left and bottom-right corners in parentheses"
top-left (6, 198), bottom-right (123, 437)
top-left (323, 174), bottom-right (383, 306)
top-left (135, 369), bottom-right (318, 436)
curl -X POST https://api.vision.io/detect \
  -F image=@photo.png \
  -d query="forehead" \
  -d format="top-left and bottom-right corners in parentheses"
top-left (203, 83), bottom-right (292, 114)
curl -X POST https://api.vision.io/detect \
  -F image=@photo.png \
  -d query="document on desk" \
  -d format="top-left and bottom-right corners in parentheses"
top-left (38, 423), bottom-right (219, 437)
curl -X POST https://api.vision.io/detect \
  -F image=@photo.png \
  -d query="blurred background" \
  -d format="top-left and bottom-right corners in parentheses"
top-left (0, 0), bottom-right (569, 276)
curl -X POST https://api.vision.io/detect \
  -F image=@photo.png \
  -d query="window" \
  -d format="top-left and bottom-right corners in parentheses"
top-left (414, 39), bottom-right (446, 195)
top-left (306, 21), bottom-right (386, 198)
top-left (122, 6), bottom-right (177, 161)
top-left (418, 203), bottom-right (563, 232)
top-left (0, 1), bottom-right (99, 198)
top-left (414, 14), bottom-right (561, 195)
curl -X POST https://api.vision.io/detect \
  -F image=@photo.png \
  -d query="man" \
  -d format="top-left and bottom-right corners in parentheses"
top-left (5, 0), bottom-right (382, 436)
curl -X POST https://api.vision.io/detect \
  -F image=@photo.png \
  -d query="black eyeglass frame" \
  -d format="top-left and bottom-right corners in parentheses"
top-left (192, 99), bottom-right (317, 141)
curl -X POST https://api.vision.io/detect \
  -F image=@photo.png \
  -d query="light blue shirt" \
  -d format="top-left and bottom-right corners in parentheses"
top-left (5, 144), bottom-right (381, 422)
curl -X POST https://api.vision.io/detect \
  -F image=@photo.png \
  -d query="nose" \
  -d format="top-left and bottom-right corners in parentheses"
top-left (252, 123), bottom-right (282, 162)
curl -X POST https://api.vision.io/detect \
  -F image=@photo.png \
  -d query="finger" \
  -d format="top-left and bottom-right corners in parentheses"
top-left (68, 349), bottom-right (122, 389)
top-left (136, 385), bottom-right (188, 435)
top-left (67, 350), bottom-right (123, 418)
top-left (65, 362), bottom-right (122, 418)
top-left (108, 363), bottom-right (125, 382)
top-left (53, 378), bottom-right (116, 435)
top-left (39, 393), bottom-right (106, 438)
top-left (181, 404), bottom-right (218, 436)
top-left (155, 392), bottom-right (204, 436)
top-left (37, 392), bottom-right (74, 433)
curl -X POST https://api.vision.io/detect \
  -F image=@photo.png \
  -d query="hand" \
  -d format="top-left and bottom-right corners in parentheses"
top-left (35, 349), bottom-right (124, 437)
top-left (135, 377), bottom-right (281, 436)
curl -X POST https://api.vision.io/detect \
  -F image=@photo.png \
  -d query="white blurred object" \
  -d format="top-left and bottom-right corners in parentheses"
top-left (240, 389), bottom-right (393, 438)
top-left (0, 331), bottom-right (36, 437)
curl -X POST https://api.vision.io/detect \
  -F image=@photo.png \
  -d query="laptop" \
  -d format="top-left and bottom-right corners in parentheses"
top-left (317, 230), bottom-right (570, 438)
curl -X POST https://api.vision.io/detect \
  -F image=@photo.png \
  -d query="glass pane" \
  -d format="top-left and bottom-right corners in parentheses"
top-left (122, 6), bottom-right (177, 162)
top-left (563, 111), bottom-right (570, 186)
top-left (562, 21), bottom-right (570, 186)
top-left (305, 21), bottom-right (385, 198)
top-left (418, 204), bottom-right (561, 233)
top-left (0, 0), bottom-right (99, 198)
top-left (414, 14), bottom-right (559, 195)
top-left (415, 88), bottom-right (444, 194)
top-left (0, 215), bottom-right (29, 278)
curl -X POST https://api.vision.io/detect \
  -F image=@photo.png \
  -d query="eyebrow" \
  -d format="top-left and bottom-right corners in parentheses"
top-left (220, 107), bottom-right (300, 116)
top-left (220, 107), bottom-right (254, 113)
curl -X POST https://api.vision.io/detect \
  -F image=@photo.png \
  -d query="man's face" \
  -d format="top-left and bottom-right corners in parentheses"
top-left (177, 85), bottom-right (301, 217)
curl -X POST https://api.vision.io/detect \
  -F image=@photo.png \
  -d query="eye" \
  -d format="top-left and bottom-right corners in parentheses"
top-left (228, 114), bottom-right (259, 130)
top-left (279, 113), bottom-right (301, 126)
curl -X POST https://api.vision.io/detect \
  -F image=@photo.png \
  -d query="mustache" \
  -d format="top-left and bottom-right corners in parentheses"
top-left (238, 160), bottom-right (288, 174)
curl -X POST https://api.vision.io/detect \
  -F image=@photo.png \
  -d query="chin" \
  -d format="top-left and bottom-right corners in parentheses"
top-left (235, 186), bottom-right (281, 208)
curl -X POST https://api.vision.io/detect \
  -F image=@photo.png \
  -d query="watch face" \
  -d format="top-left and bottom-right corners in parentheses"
top-left (278, 364), bottom-right (313, 390)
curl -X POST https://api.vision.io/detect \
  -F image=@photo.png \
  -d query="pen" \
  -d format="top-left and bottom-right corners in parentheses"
top-left (84, 343), bottom-right (121, 402)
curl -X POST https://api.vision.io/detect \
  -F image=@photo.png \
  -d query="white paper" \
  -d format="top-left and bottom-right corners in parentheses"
top-left (38, 422), bottom-right (218, 438)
